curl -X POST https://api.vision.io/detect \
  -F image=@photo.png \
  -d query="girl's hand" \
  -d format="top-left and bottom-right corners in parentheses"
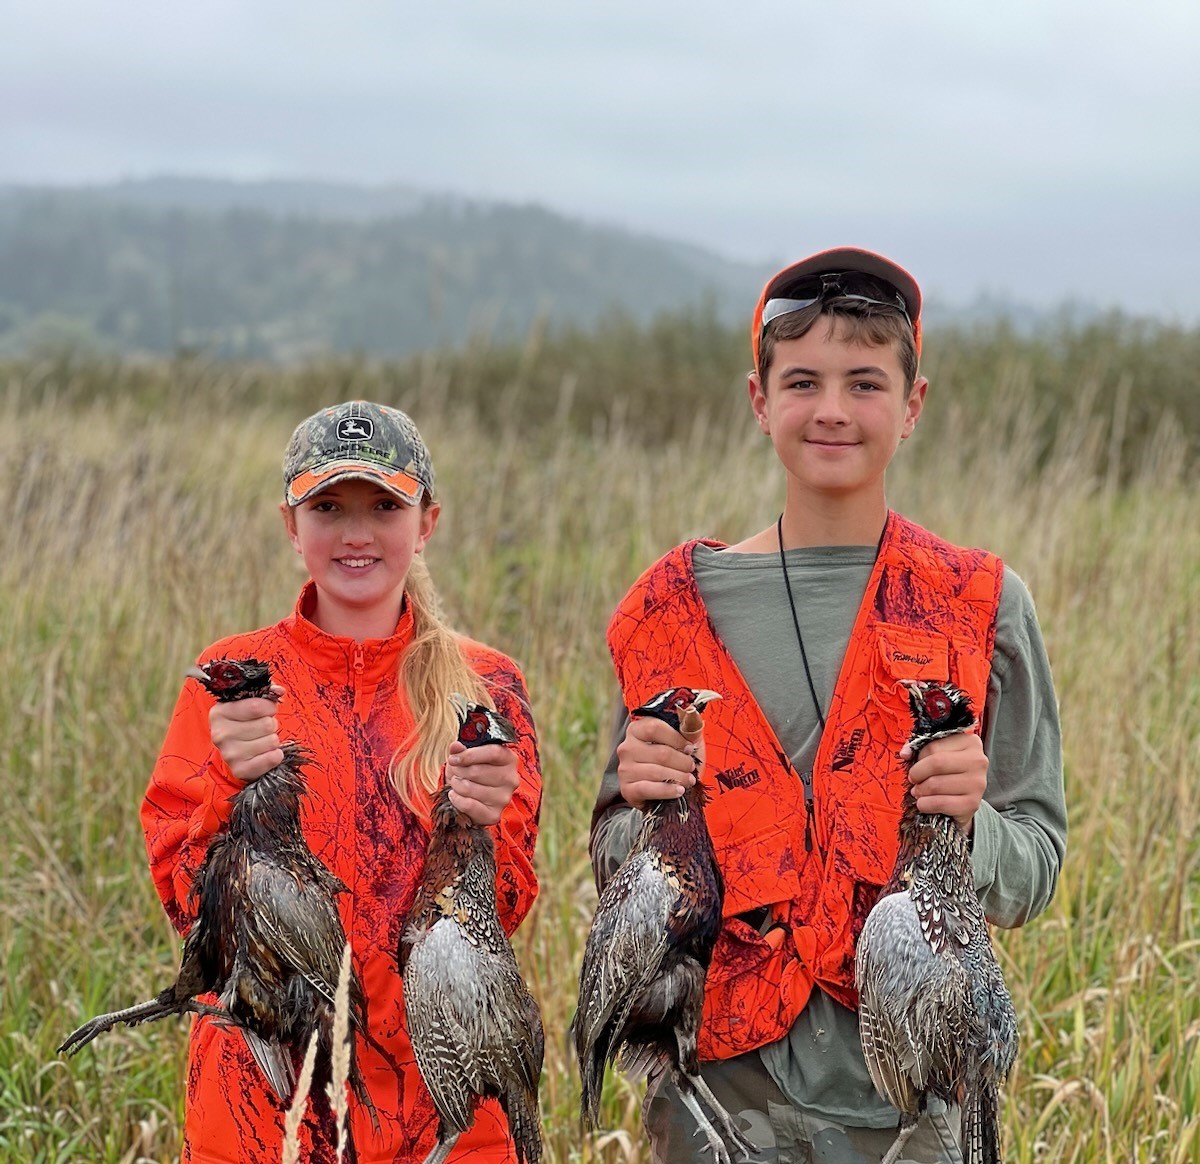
top-left (903, 730), bottom-right (989, 834)
top-left (209, 684), bottom-right (286, 783)
top-left (446, 740), bottom-right (520, 825)
top-left (616, 715), bottom-right (700, 811)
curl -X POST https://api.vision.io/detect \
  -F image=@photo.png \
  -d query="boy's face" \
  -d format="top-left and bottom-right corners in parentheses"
top-left (748, 320), bottom-right (926, 503)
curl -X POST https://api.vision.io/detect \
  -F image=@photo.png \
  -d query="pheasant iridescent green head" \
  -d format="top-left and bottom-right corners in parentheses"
top-left (449, 693), bottom-right (517, 748)
top-left (187, 658), bottom-right (274, 703)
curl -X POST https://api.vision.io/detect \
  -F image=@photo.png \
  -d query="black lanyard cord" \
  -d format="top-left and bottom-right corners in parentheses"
top-left (777, 513), bottom-right (828, 734)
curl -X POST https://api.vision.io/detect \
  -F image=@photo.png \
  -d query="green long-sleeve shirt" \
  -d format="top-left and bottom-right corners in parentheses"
top-left (589, 541), bottom-right (1066, 1127)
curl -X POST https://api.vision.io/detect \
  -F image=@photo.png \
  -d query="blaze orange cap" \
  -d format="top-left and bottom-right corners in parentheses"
top-left (751, 247), bottom-right (923, 373)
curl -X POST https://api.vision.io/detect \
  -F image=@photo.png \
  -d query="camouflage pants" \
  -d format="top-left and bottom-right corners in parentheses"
top-left (643, 1053), bottom-right (963, 1164)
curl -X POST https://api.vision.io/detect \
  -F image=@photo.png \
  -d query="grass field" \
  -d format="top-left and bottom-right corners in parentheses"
top-left (1, 326), bottom-right (1197, 1163)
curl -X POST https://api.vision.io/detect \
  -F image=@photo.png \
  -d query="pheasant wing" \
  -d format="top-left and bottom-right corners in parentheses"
top-left (857, 891), bottom-right (970, 1114)
top-left (489, 955), bottom-right (544, 1096)
top-left (458, 907), bottom-right (545, 1098)
top-left (244, 858), bottom-right (346, 1008)
top-left (575, 850), bottom-right (675, 1066)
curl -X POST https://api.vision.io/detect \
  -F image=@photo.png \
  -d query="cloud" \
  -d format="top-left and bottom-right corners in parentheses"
top-left (2, 0), bottom-right (1196, 316)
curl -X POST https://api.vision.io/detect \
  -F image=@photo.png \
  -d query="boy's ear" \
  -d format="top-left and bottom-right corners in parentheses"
top-left (902, 376), bottom-right (929, 438)
top-left (748, 371), bottom-right (770, 434)
top-left (280, 502), bottom-right (301, 554)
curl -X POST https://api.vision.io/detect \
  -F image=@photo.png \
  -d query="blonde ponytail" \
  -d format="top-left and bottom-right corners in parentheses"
top-left (390, 554), bottom-right (492, 812)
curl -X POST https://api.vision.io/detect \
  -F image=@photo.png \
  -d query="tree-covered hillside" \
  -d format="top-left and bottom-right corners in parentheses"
top-left (0, 181), bottom-right (767, 360)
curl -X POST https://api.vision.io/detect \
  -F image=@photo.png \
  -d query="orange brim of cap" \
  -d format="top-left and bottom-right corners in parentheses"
top-left (287, 463), bottom-right (424, 506)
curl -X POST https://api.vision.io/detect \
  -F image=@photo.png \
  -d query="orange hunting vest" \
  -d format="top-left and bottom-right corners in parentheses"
top-left (607, 512), bottom-right (1002, 1060)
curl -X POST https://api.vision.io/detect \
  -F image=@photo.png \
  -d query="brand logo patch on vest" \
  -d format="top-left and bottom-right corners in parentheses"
top-left (831, 728), bottom-right (867, 772)
top-left (714, 763), bottom-right (761, 791)
top-left (893, 650), bottom-right (932, 665)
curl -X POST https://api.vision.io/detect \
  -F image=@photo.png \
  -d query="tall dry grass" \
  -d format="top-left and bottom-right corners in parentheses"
top-left (0, 337), bottom-right (1196, 1163)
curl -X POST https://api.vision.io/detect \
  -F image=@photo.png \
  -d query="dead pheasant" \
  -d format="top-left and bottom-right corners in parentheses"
top-left (855, 680), bottom-right (1018, 1164)
top-left (573, 687), bottom-right (756, 1164)
top-left (400, 694), bottom-right (544, 1164)
top-left (59, 657), bottom-right (377, 1150)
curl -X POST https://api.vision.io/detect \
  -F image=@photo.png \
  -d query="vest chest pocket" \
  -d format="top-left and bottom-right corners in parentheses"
top-left (875, 624), bottom-right (950, 682)
top-left (872, 624), bottom-right (951, 747)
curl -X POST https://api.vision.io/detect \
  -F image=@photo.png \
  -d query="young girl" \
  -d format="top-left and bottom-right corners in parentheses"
top-left (142, 401), bottom-right (542, 1163)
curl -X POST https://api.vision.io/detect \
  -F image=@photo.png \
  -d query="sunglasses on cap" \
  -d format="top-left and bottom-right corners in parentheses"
top-left (760, 271), bottom-right (913, 334)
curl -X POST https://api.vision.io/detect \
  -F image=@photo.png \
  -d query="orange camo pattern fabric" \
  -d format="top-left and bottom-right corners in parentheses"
top-left (607, 512), bottom-right (1002, 1061)
top-left (141, 582), bottom-right (542, 1164)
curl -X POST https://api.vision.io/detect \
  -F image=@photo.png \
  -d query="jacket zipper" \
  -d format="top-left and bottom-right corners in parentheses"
top-left (352, 645), bottom-right (366, 720)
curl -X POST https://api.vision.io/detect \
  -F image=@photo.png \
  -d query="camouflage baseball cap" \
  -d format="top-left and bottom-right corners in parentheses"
top-left (283, 401), bottom-right (435, 507)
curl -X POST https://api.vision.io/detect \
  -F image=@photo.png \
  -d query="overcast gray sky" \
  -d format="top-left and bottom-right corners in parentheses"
top-left (5, 1), bottom-right (1198, 318)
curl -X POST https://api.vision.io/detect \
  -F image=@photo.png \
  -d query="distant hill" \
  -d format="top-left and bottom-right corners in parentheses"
top-left (75, 176), bottom-right (433, 220)
top-left (0, 178), bottom-right (770, 360)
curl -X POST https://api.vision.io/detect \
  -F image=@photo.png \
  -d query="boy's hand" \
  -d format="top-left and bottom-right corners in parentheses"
top-left (209, 684), bottom-right (286, 782)
top-left (616, 716), bottom-right (700, 810)
top-left (447, 740), bottom-right (520, 826)
top-left (903, 731), bottom-right (988, 833)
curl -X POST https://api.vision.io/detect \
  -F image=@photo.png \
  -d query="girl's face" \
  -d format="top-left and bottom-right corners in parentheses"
top-left (282, 477), bottom-right (439, 639)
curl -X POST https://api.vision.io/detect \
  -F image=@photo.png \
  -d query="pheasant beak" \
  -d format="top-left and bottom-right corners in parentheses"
top-left (448, 692), bottom-right (471, 725)
top-left (185, 665), bottom-right (209, 684)
top-left (691, 690), bottom-right (722, 712)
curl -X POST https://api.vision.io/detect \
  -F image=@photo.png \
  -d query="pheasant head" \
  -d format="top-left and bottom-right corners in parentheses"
top-left (630, 686), bottom-right (722, 734)
top-left (902, 680), bottom-right (975, 762)
top-left (187, 658), bottom-right (274, 702)
top-left (450, 693), bottom-right (517, 748)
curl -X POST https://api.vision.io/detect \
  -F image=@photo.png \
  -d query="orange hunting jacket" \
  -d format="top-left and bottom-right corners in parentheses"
top-left (141, 582), bottom-right (542, 1164)
top-left (607, 512), bottom-right (1002, 1060)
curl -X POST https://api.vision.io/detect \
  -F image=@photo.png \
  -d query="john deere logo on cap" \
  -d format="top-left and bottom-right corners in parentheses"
top-left (336, 416), bottom-right (374, 442)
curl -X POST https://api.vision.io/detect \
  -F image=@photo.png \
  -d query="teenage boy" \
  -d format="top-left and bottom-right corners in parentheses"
top-left (590, 249), bottom-right (1066, 1163)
